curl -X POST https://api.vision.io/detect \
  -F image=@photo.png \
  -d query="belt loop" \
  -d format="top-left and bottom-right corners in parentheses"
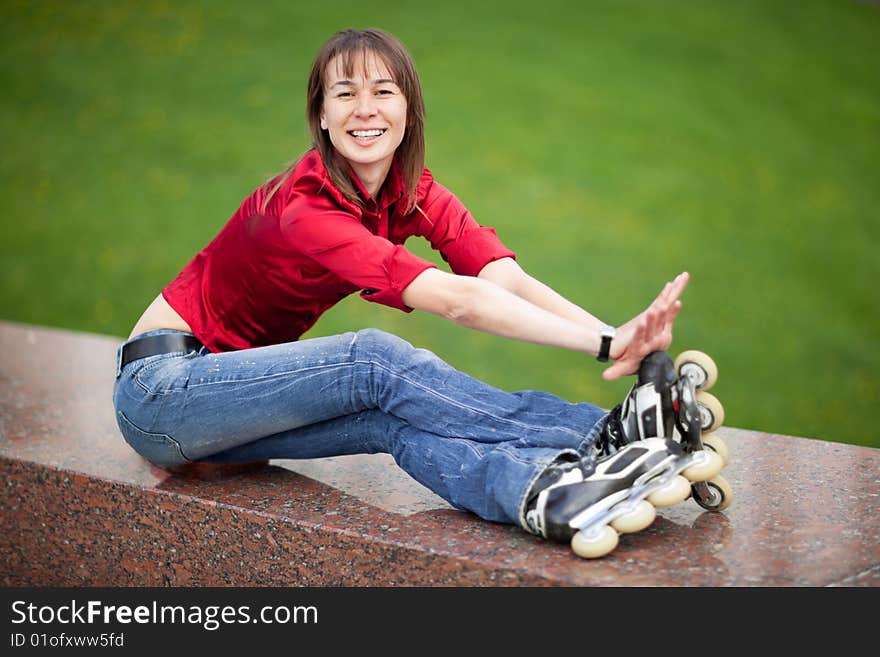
top-left (115, 344), bottom-right (124, 379)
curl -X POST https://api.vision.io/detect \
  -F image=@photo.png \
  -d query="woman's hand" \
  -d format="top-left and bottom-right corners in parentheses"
top-left (602, 272), bottom-right (690, 381)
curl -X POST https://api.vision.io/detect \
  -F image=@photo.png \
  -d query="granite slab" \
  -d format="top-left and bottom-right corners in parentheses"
top-left (1, 320), bottom-right (877, 586)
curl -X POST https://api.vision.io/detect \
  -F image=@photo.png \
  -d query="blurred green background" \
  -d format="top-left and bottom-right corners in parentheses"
top-left (1, 0), bottom-right (877, 447)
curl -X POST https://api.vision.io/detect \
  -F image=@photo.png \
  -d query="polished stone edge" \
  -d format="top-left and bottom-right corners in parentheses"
top-left (0, 457), bottom-right (562, 587)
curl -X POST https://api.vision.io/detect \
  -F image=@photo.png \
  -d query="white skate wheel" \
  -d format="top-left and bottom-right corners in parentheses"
top-left (647, 475), bottom-right (691, 507)
top-left (682, 450), bottom-right (724, 482)
top-left (674, 350), bottom-right (718, 390)
top-left (701, 434), bottom-right (729, 465)
top-left (694, 474), bottom-right (734, 512)
top-left (571, 525), bottom-right (619, 559)
top-left (695, 391), bottom-right (725, 433)
top-left (611, 500), bottom-right (656, 534)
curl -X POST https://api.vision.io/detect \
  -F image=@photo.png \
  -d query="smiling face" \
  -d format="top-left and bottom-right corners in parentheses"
top-left (320, 52), bottom-right (408, 195)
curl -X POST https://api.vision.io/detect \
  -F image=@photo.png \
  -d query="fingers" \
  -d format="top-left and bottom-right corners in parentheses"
top-left (664, 299), bottom-right (682, 329)
top-left (641, 307), bottom-right (666, 348)
top-left (602, 362), bottom-right (624, 380)
top-left (653, 272), bottom-right (687, 341)
top-left (603, 356), bottom-right (635, 381)
top-left (670, 271), bottom-right (689, 299)
top-left (603, 272), bottom-right (689, 380)
top-left (658, 272), bottom-right (688, 307)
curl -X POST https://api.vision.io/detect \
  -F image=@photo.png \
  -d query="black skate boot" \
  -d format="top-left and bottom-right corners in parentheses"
top-left (597, 350), bottom-right (732, 513)
top-left (597, 351), bottom-right (678, 455)
top-left (524, 437), bottom-right (720, 559)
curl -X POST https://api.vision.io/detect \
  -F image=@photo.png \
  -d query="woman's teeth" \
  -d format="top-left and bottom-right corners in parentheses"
top-left (350, 129), bottom-right (386, 139)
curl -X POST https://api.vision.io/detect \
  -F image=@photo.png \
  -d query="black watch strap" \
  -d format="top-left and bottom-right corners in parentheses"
top-left (597, 325), bottom-right (615, 362)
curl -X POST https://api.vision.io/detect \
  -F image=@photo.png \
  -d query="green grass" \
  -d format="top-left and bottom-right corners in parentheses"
top-left (1, 0), bottom-right (878, 447)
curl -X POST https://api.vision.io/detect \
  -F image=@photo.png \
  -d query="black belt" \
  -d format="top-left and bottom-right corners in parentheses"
top-left (120, 333), bottom-right (204, 370)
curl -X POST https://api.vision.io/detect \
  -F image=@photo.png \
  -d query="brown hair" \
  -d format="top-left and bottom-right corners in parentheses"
top-left (262, 29), bottom-right (426, 213)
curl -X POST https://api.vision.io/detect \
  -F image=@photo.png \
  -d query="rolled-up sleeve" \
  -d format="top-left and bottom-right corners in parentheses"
top-left (282, 204), bottom-right (436, 312)
top-left (418, 180), bottom-right (516, 277)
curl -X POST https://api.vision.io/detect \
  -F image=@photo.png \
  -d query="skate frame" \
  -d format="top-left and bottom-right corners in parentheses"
top-left (675, 376), bottom-right (719, 508)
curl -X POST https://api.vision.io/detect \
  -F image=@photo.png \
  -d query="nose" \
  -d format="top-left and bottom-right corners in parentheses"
top-left (354, 92), bottom-right (377, 117)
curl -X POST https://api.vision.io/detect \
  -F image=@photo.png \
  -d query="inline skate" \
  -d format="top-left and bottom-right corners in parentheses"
top-left (598, 349), bottom-right (732, 513)
top-left (525, 349), bottom-right (732, 559)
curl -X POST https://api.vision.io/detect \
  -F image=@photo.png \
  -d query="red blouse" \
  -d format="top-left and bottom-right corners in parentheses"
top-left (162, 149), bottom-right (516, 352)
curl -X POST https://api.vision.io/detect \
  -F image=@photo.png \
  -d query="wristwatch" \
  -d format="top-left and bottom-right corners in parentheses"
top-left (597, 325), bottom-right (616, 362)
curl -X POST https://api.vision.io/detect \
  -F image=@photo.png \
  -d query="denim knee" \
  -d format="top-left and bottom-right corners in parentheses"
top-left (353, 328), bottom-right (419, 363)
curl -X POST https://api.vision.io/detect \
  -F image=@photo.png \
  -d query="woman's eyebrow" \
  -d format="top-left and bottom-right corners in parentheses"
top-left (329, 78), bottom-right (396, 88)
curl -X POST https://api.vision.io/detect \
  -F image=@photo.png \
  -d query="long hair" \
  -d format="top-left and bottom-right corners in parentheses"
top-left (262, 29), bottom-right (426, 213)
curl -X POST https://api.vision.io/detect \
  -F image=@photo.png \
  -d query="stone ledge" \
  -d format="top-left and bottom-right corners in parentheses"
top-left (1, 320), bottom-right (878, 586)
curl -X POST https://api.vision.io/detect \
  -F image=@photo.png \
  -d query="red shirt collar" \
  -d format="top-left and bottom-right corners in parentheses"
top-left (349, 159), bottom-right (405, 211)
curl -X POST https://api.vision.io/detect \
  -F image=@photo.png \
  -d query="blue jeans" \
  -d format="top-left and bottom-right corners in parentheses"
top-left (113, 328), bottom-right (608, 530)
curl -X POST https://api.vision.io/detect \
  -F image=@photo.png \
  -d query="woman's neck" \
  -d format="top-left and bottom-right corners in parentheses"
top-left (350, 159), bottom-right (392, 199)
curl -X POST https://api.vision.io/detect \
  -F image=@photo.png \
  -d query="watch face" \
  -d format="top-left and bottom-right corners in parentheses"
top-left (600, 325), bottom-right (616, 339)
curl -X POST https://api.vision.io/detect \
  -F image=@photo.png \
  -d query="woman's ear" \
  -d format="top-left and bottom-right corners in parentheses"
top-left (320, 114), bottom-right (327, 130)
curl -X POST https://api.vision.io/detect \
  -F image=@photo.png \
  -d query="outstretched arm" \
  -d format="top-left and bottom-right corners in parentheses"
top-left (403, 258), bottom-right (689, 381)
top-left (401, 268), bottom-right (605, 355)
top-left (476, 258), bottom-right (608, 334)
top-left (402, 258), bottom-right (689, 380)
top-left (477, 258), bottom-right (689, 379)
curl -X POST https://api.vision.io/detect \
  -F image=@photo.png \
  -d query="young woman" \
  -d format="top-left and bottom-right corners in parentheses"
top-left (114, 29), bottom-right (704, 558)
